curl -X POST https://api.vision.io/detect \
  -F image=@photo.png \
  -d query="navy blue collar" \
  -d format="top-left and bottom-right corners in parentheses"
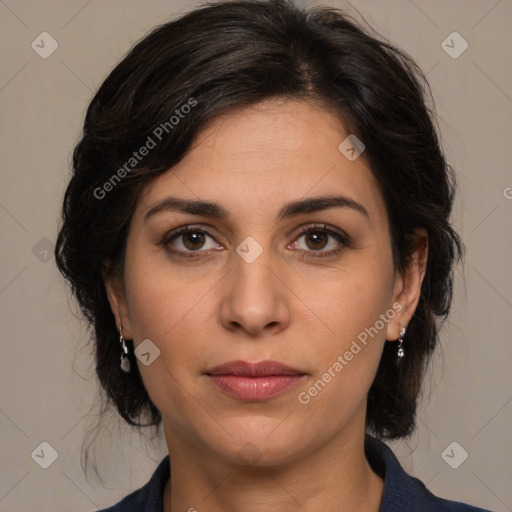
top-left (100, 434), bottom-right (491, 511)
top-left (363, 434), bottom-right (490, 511)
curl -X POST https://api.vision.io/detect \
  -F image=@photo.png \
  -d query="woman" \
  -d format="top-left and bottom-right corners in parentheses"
top-left (54, 0), bottom-right (493, 510)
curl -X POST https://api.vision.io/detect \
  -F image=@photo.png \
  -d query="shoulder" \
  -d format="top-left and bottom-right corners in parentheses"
top-left (96, 454), bottom-right (170, 512)
top-left (364, 434), bottom-right (494, 512)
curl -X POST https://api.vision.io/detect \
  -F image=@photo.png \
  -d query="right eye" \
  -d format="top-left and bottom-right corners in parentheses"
top-left (163, 225), bottom-right (224, 257)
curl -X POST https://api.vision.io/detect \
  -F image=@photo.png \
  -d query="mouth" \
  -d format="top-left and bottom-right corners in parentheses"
top-left (204, 360), bottom-right (307, 401)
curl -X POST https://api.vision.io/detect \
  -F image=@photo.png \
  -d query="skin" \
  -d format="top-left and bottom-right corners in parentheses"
top-left (105, 98), bottom-right (428, 512)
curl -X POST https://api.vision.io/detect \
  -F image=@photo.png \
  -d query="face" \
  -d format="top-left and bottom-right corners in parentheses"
top-left (106, 99), bottom-right (424, 468)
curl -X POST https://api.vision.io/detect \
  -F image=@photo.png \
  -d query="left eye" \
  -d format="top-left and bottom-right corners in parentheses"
top-left (291, 225), bottom-right (347, 255)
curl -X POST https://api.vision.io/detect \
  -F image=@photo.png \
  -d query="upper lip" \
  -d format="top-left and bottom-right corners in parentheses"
top-left (205, 360), bottom-right (305, 376)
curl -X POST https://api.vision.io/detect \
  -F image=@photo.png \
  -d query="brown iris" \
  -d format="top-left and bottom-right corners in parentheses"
top-left (304, 230), bottom-right (328, 250)
top-left (182, 231), bottom-right (206, 250)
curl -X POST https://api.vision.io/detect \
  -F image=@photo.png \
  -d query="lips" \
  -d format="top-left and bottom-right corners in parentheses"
top-left (205, 360), bottom-right (307, 401)
top-left (205, 360), bottom-right (305, 376)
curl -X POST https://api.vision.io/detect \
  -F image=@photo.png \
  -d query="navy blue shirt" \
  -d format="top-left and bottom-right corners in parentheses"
top-left (97, 435), bottom-right (493, 511)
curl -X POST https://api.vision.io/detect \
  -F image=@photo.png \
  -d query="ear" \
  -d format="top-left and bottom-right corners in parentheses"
top-left (385, 228), bottom-right (428, 341)
top-left (103, 263), bottom-right (134, 340)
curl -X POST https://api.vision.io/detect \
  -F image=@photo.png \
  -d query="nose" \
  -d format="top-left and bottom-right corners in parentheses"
top-left (219, 247), bottom-right (291, 337)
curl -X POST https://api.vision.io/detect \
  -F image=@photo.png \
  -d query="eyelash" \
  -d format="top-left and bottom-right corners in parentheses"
top-left (161, 223), bottom-right (351, 259)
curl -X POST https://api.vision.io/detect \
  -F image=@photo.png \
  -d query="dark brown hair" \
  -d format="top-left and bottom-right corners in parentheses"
top-left (55, 0), bottom-right (462, 441)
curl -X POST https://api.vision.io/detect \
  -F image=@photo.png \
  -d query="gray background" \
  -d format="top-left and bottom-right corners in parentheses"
top-left (0, 0), bottom-right (511, 510)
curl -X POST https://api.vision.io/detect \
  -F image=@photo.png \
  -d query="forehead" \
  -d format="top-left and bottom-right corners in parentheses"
top-left (136, 99), bottom-right (386, 224)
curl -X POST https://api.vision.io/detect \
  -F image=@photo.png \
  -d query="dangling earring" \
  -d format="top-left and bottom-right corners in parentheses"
top-left (397, 326), bottom-right (406, 359)
top-left (119, 326), bottom-right (131, 373)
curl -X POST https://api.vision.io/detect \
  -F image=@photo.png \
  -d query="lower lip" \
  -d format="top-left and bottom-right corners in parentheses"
top-left (208, 375), bottom-right (305, 401)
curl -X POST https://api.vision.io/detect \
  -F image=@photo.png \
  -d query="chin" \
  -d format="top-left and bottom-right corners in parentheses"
top-left (213, 417), bottom-right (310, 468)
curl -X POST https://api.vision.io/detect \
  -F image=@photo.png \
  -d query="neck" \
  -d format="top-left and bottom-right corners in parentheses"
top-left (162, 429), bottom-right (384, 512)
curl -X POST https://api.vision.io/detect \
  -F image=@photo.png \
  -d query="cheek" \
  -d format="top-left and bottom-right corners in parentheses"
top-left (305, 249), bottom-right (395, 340)
top-left (122, 232), bottom-right (212, 340)
top-left (122, 257), bottom-right (211, 427)
top-left (299, 251), bottom-right (396, 392)
top-left (124, 275), bottom-right (213, 381)
top-left (120, 241), bottom-right (202, 384)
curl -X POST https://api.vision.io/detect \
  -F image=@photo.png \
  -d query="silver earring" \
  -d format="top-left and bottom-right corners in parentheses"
top-left (119, 326), bottom-right (131, 373)
top-left (397, 326), bottom-right (406, 359)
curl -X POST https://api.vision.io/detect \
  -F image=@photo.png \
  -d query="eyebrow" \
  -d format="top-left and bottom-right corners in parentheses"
top-left (144, 194), bottom-right (369, 223)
